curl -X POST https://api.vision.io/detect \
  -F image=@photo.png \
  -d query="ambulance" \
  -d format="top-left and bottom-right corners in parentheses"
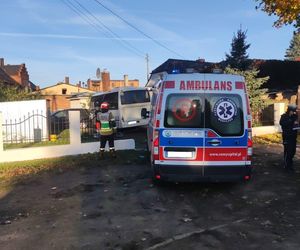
top-left (143, 72), bottom-right (252, 182)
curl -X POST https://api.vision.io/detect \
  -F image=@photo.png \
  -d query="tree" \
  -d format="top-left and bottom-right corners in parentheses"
top-left (285, 31), bottom-right (300, 60)
top-left (225, 29), bottom-right (251, 71)
top-left (0, 84), bottom-right (38, 102)
top-left (224, 67), bottom-right (270, 124)
top-left (255, 0), bottom-right (300, 28)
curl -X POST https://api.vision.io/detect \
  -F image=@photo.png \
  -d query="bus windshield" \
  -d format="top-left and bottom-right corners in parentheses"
top-left (120, 90), bottom-right (150, 105)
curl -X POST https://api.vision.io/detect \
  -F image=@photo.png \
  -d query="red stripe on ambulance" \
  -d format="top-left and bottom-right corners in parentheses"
top-left (205, 148), bottom-right (247, 161)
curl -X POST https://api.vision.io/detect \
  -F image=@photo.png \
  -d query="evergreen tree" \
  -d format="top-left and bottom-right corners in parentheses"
top-left (224, 67), bottom-right (270, 124)
top-left (285, 31), bottom-right (300, 60)
top-left (225, 29), bottom-right (251, 70)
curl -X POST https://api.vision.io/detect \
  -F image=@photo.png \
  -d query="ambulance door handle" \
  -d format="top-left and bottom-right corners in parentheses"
top-left (207, 139), bottom-right (221, 146)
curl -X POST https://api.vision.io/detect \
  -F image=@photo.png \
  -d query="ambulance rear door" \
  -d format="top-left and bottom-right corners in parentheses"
top-left (203, 75), bottom-right (248, 177)
top-left (158, 74), bottom-right (206, 168)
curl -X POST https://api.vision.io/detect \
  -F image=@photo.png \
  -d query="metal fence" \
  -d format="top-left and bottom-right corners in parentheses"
top-left (2, 110), bottom-right (70, 147)
top-left (80, 115), bottom-right (98, 143)
top-left (1, 109), bottom-right (102, 148)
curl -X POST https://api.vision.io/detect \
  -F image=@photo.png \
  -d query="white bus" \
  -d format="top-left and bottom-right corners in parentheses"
top-left (90, 87), bottom-right (151, 128)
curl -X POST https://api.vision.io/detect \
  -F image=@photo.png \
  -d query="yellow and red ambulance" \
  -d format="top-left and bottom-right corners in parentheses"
top-left (144, 72), bottom-right (252, 182)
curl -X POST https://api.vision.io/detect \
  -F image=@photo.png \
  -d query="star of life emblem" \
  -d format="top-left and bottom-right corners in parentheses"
top-left (213, 98), bottom-right (237, 123)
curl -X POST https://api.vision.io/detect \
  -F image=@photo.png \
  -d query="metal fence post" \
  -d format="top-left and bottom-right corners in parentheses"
top-left (69, 110), bottom-right (81, 145)
top-left (0, 112), bottom-right (3, 152)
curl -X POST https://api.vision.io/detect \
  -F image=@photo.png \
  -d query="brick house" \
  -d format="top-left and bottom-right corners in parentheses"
top-left (0, 58), bottom-right (36, 91)
top-left (37, 77), bottom-right (95, 112)
top-left (87, 70), bottom-right (139, 92)
top-left (0, 67), bottom-right (18, 86)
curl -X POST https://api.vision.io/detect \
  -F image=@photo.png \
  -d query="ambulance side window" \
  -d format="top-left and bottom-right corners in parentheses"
top-left (205, 94), bottom-right (244, 136)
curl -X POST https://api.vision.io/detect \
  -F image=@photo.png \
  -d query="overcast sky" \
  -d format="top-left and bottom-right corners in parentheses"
top-left (0, 0), bottom-right (295, 87)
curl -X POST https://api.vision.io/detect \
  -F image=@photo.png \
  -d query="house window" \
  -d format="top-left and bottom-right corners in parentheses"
top-left (62, 88), bottom-right (67, 95)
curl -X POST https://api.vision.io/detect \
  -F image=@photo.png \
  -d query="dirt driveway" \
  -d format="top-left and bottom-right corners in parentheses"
top-left (0, 130), bottom-right (300, 250)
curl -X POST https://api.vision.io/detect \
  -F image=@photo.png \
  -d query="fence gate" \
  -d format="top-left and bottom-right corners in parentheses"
top-left (2, 110), bottom-right (48, 144)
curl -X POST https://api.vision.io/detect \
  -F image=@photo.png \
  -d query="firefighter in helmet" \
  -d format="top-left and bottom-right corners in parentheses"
top-left (97, 102), bottom-right (117, 158)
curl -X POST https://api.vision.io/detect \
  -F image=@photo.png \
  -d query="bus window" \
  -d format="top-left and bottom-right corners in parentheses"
top-left (121, 90), bottom-right (150, 105)
top-left (91, 95), bottom-right (104, 109)
top-left (103, 92), bottom-right (119, 110)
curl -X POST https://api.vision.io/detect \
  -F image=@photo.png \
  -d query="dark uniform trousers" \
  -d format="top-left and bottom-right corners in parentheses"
top-left (280, 112), bottom-right (298, 171)
top-left (283, 139), bottom-right (297, 170)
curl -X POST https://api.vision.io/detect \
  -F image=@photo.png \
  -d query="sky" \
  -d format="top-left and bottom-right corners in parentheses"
top-left (0, 0), bottom-right (296, 88)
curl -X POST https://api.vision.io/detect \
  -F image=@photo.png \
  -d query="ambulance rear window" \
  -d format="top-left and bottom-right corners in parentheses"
top-left (205, 94), bottom-right (244, 136)
top-left (163, 93), bottom-right (244, 136)
top-left (164, 94), bottom-right (204, 128)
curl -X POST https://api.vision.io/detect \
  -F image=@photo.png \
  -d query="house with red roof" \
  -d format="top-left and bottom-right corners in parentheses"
top-left (0, 58), bottom-right (36, 91)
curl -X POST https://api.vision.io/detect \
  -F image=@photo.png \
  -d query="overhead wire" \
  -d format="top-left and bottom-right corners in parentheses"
top-left (92, 0), bottom-right (185, 59)
top-left (61, 0), bottom-right (145, 57)
top-left (62, 0), bottom-right (104, 34)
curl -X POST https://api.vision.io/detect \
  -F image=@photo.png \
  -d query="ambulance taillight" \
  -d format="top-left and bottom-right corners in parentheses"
top-left (244, 87), bottom-right (252, 163)
top-left (153, 130), bottom-right (160, 161)
top-left (247, 130), bottom-right (253, 162)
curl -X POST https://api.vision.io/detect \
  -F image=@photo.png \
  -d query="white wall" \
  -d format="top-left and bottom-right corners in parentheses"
top-left (252, 125), bottom-right (281, 137)
top-left (252, 102), bottom-right (285, 136)
top-left (0, 110), bottom-right (135, 163)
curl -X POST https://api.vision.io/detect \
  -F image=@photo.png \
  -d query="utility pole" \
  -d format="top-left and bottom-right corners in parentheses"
top-left (145, 53), bottom-right (149, 82)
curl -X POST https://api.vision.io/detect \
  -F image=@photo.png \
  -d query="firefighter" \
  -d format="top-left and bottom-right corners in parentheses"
top-left (97, 102), bottom-right (117, 159)
top-left (279, 104), bottom-right (298, 172)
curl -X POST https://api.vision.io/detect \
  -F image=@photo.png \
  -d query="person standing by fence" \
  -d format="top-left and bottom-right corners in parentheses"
top-left (280, 104), bottom-right (298, 172)
top-left (97, 102), bottom-right (117, 159)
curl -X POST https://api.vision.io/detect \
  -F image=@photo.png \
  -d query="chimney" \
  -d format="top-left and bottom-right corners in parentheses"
top-left (0, 58), bottom-right (4, 67)
top-left (87, 79), bottom-right (91, 90)
top-left (101, 69), bottom-right (110, 92)
top-left (124, 74), bottom-right (128, 87)
top-left (65, 76), bottom-right (70, 84)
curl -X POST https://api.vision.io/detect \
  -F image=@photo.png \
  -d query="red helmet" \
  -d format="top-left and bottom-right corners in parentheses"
top-left (100, 102), bottom-right (109, 109)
